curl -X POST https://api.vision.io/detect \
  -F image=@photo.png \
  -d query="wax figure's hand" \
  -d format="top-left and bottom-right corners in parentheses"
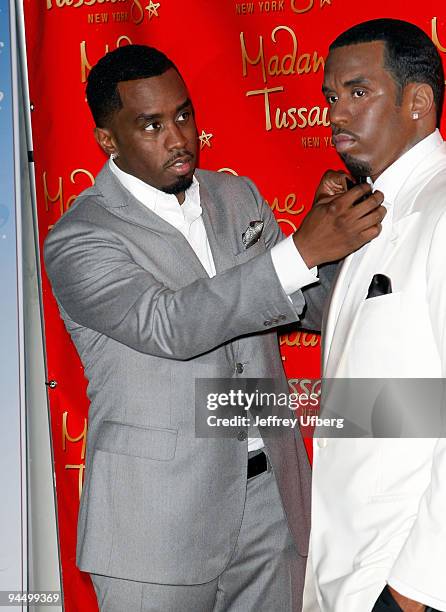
top-left (313, 169), bottom-right (350, 205)
top-left (387, 586), bottom-right (426, 611)
top-left (293, 184), bottom-right (385, 268)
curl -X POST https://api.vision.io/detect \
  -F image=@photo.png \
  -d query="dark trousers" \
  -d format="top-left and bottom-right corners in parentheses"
top-left (372, 586), bottom-right (440, 612)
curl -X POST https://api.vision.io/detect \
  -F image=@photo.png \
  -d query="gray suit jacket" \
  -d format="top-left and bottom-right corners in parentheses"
top-left (44, 164), bottom-right (331, 586)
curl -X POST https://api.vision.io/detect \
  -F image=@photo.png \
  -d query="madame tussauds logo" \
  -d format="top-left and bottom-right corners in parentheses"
top-left (46, 0), bottom-right (147, 25)
top-left (47, 0), bottom-right (126, 8)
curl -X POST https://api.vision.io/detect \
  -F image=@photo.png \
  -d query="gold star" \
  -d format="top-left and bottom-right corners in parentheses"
top-left (199, 130), bottom-right (213, 150)
top-left (145, 1), bottom-right (160, 19)
top-left (320, 0), bottom-right (331, 6)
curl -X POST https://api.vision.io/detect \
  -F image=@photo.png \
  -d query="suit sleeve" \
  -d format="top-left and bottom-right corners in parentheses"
top-left (240, 176), bottom-right (337, 332)
top-left (387, 209), bottom-right (446, 611)
top-left (44, 212), bottom-right (305, 361)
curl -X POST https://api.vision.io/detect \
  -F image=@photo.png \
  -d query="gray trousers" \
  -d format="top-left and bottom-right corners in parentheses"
top-left (90, 464), bottom-right (305, 611)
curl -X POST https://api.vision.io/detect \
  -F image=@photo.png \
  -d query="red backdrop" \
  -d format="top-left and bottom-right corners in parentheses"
top-left (22, 1), bottom-right (446, 609)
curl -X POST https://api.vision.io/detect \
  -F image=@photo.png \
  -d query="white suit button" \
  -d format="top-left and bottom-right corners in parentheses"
top-left (317, 438), bottom-right (328, 448)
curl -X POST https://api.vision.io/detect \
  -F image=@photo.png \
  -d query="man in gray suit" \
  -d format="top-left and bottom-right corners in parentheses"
top-left (44, 45), bottom-right (384, 611)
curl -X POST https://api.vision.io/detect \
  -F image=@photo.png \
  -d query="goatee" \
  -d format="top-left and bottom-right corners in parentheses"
top-left (162, 175), bottom-right (194, 196)
top-left (340, 153), bottom-right (372, 181)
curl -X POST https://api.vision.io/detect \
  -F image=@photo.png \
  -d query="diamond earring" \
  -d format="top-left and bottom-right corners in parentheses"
top-left (412, 112), bottom-right (419, 120)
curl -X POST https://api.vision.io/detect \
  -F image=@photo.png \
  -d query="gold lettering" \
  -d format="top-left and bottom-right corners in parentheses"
top-left (290, 0), bottom-right (314, 13)
top-left (302, 136), bottom-right (320, 147)
top-left (277, 218), bottom-right (297, 232)
top-left (268, 193), bottom-right (304, 215)
top-left (116, 34), bottom-right (132, 46)
top-left (62, 411), bottom-right (87, 460)
top-left (246, 86), bottom-right (284, 130)
top-left (217, 167), bottom-right (239, 175)
top-left (268, 55), bottom-right (280, 76)
top-left (240, 31), bottom-right (266, 83)
top-left (65, 169), bottom-right (95, 209)
top-left (312, 51), bottom-right (325, 73)
top-left (65, 464), bottom-right (85, 499)
top-left (271, 25), bottom-right (297, 76)
top-left (280, 331), bottom-right (319, 347)
top-left (130, 0), bottom-right (144, 25)
top-left (297, 53), bottom-right (311, 74)
top-left (48, 0), bottom-right (127, 9)
top-left (303, 333), bottom-right (319, 347)
top-left (80, 40), bottom-right (94, 83)
top-left (275, 107), bottom-right (290, 129)
top-left (432, 17), bottom-right (446, 53)
top-left (287, 107), bottom-right (298, 130)
top-left (43, 172), bottom-right (64, 216)
top-left (308, 106), bottom-right (321, 126)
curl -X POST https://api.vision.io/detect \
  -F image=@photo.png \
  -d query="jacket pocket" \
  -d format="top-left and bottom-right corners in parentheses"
top-left (95, 420), bottom-right (178, 461)
top-left (233, 237), bottom-right (265, 261)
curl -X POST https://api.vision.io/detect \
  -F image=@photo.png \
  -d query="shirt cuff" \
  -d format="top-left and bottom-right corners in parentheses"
top-left (270, 235), bottom-right (318, 296)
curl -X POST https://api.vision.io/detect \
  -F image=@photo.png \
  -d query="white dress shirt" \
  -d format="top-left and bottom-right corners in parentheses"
top-left (109, 158), bottom-right (318, 451)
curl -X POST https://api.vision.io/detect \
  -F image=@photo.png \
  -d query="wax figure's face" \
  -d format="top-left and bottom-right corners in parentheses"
top-left (323, 41), bottom-right (417, 181)
top-left (100, 68), bottom-right (198, 200)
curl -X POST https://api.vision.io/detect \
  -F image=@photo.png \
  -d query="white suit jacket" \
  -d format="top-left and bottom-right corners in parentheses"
top-left (310, 130), bottom-right (446, 612)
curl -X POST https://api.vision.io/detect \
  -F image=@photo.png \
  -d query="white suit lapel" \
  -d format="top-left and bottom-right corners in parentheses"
top-left (324, 206), bottom-right (422, 378)
top-left (322, 253), bottom-right (354, 369)
top-left (324, 140), bottom-right (446, 378)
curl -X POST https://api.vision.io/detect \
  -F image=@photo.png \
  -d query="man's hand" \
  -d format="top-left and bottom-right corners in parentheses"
top-left (313, 169), bottom-right (350, 205)
top-left (293, 183), bottom-right (385, 268)
top-left (387, 586), bottom-right (426, 611)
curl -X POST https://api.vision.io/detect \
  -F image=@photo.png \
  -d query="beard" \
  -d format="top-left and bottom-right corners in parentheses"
top-left (340, 153), bottom-right (372, 181)
top-left (161, 175), bottom-right (194, 196)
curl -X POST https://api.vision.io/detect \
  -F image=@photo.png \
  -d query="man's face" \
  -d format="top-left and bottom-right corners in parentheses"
top-left (323, 41), bottom-right (417, 180)
top-left (102, 68), bottom-right (198, 199)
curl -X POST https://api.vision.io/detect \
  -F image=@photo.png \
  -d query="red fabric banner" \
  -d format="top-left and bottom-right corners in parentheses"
top-left (21, 1), bottom-right (446, 609)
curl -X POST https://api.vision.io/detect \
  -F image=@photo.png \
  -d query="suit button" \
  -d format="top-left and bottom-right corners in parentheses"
top-left (279, 314), bottom-right (286, 321)
top-left (317, 438), bottom-right (328, 448)
top-left (237, 430), bottom-right (248, 442)
top-left (236, 363), bottom-right (244, 374)
top-left (264, 320), bottom-right (272, 326)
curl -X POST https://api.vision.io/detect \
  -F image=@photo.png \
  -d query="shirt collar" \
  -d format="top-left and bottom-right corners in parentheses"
top-left (109, 157), bottom-right (201, 229)
top-left (372, 129), bottom-right (443, 206)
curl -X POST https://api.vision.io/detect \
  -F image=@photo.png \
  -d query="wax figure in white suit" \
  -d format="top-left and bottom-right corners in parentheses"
top-left (304, 19), bottom-right (446, 612)
top-left (44, 46), bottom-right (385, 612)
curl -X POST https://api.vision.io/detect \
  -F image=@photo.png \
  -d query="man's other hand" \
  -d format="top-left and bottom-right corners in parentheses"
top-left (313, 169), bottom-right (350, 205)
top-left (293, 184), bottom-right (385, 268)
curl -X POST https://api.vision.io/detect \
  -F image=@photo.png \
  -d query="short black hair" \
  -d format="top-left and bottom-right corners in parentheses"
top-left (86, 44), bottom-right (178, 127)
top-left (330, 18), bottom-right (444, 126)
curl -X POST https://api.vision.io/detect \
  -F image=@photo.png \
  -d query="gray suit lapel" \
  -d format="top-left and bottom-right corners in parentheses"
top-left (94, 164), bottom-right (209, 281)
top-left (198, 177), bottom-right (237, 275)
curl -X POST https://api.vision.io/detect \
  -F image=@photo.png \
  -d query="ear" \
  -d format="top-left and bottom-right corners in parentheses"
top-left (404, 82), bottom-right (435, 121)
top-left (94, 126), bottom-right (118, 158)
